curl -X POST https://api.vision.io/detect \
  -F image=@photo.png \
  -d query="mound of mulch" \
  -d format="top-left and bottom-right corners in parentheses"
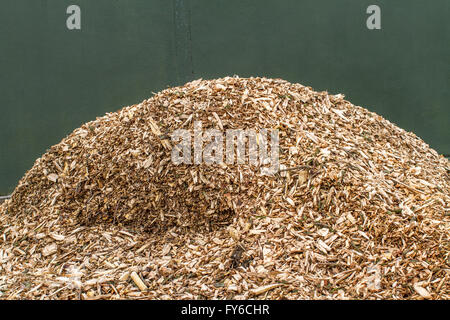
top-left (0, 77), bottom-right (448, 300)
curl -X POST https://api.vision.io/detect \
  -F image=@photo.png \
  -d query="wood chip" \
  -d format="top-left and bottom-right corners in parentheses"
top-left (50, 233), bottom-right (65, 241)
top-left (42, 243), bottom-right (57, 257)
top-left (413, 283), bottom-right (432, 299)
top-left (250, 284), bottom-right (282, 296)
top-left (130, 272), bottom-right (147, 291)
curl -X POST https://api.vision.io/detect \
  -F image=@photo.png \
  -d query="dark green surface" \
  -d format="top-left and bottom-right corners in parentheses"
top-left (0, 0), bottom-right (449, 192)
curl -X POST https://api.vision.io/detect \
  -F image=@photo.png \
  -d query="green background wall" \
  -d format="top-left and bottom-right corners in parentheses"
top-left (0, 0), bottom-right (449, 193)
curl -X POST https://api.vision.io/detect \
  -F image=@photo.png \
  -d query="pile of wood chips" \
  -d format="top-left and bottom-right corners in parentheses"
top-left (0, 77), bottom-right (448, 300)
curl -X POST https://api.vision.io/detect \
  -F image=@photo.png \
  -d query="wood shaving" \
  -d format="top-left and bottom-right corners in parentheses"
top-left (0, 76), bottom-right (448, 300)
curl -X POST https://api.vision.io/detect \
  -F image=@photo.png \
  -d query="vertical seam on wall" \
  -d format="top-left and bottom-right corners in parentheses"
top-left (173, 0), bottom-right (194, 85)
